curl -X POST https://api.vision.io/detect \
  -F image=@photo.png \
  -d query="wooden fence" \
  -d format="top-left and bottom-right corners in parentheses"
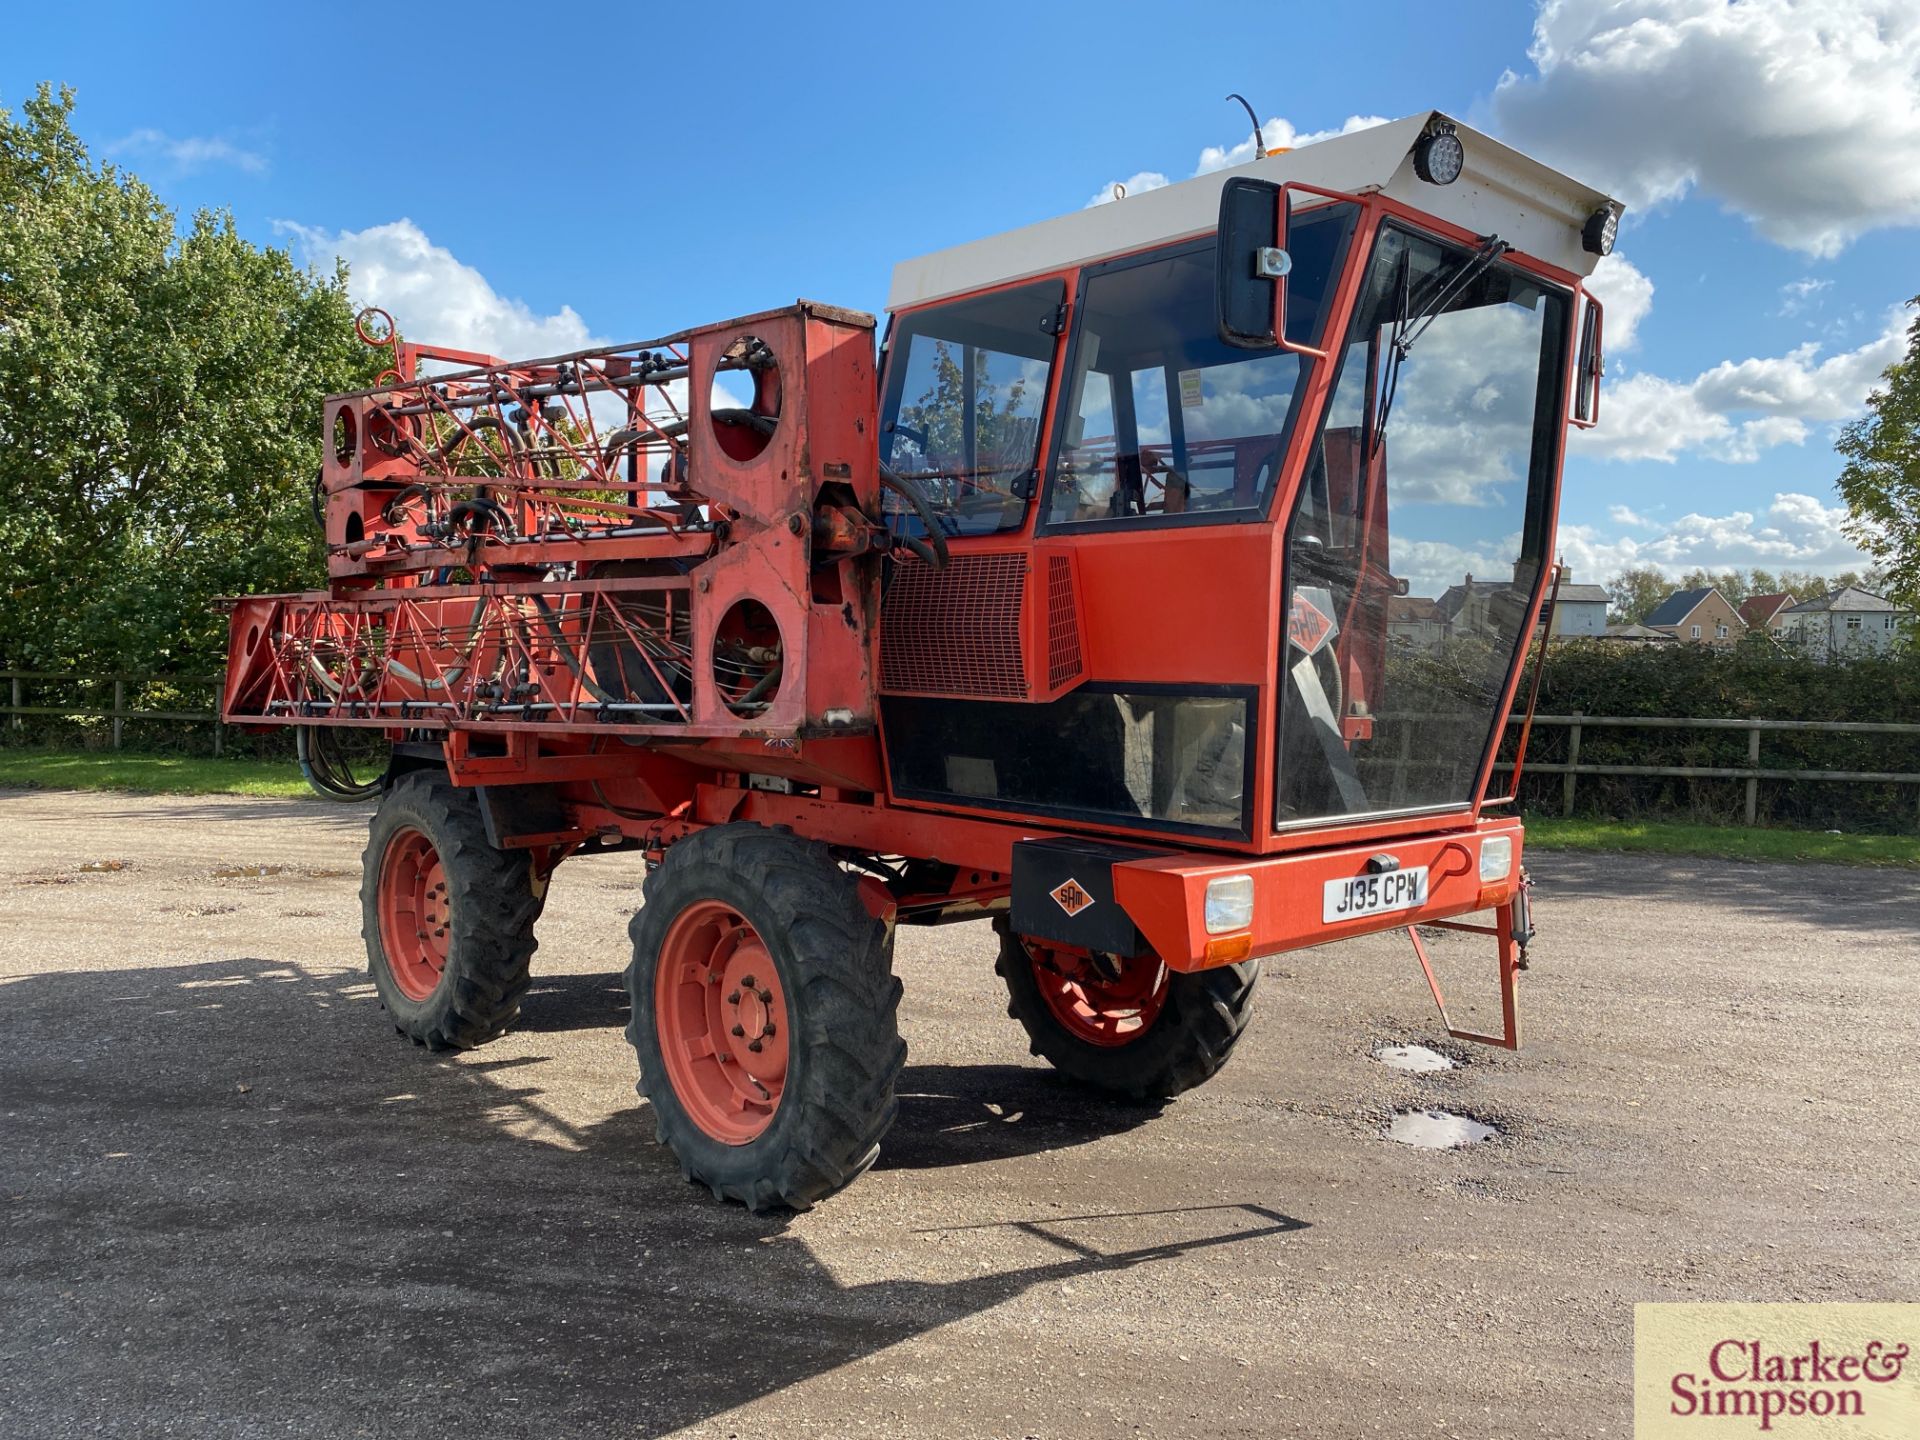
top-left (1, 671), bottom-right (226, 753)
top-left (1495, 712), bottom-right (1920, 824)
top-left (6, 675), bottom-right (1918, 826)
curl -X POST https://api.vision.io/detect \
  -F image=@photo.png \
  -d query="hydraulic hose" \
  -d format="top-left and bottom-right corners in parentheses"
top-left (877, 460), bottom-right (951, 569)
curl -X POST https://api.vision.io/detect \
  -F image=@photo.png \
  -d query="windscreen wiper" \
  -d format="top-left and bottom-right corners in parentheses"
top-left (1373, 234), bottom-right (1511, 445)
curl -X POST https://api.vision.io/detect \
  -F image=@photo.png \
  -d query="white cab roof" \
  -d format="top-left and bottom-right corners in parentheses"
top-left (887, 112), bottom-right (1619, 312)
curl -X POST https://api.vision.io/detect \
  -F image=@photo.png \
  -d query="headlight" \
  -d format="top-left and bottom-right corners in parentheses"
top-left (1204, 875), bottom-right (1255, 934)
top-left (1479, 836), bottom-right (1513, 883)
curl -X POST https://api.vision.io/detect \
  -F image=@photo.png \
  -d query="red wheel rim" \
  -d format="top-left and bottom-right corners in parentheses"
top-left (654, 900), bottom-right (789, 1144)
top-left (377, 827), bottom-right (451, 1003)
top-left (1026, 940), bottom-right (1168, 1048)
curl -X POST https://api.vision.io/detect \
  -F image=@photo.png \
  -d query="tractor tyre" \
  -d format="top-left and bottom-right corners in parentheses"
top-left (626, 824), bottom-right (905, 1212)
top-left (361, 772), bottom-right (543, 1050)
top-left (995, 921), bottom-right (1259, 1102)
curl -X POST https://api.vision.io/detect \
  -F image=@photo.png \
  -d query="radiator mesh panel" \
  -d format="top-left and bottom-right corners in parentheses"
top-left (1046, 554), bottom-right (1083, 691)
top-left (881, 553), bottom-right (1029, 699)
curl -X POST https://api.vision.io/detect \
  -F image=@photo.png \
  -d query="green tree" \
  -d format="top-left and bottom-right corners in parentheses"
top-left (1837, 297), bottom-right (1920, 610)
top-left (0, 84), bottom-right (378, 678)
top-left (1604, 565), bottom-right (1672, 624)
top-left (894, 340), bottom-right (1035, 481)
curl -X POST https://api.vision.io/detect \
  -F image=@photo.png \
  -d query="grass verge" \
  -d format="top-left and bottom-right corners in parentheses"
top-left (1523, 815), bottom-right (1920, 869)
top-left (4, 752), bottom-right (1911, 867)
top-left (0, 750), bottom-right (308, 798)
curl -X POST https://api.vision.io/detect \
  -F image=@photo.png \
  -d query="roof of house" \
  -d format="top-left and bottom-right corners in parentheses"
top-left (1552, 583), bottom-right (1611, 604)
top-left (1601, 622), bottom-right (1677, 642)
top-left (1738, 592), bottom-right (1796, 626)
top-left (1644, 587), bottom-right (1721, 628)
top-left (1388, 596), bottom-right (1445, 624)
top-left (1783, 585), bottom-right (1901, 614)
top-left (1435, 577), bottom-right (1522, 621)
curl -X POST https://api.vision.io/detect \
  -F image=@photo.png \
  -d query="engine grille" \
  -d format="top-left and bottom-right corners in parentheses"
top-left (880, 553), bottom-right (1029, 699)
top-left (1045, 553), bottom-right (1083, 692)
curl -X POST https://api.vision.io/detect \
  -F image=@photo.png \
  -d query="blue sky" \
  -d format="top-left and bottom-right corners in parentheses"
top-left (8, 0), bottom-right (1917, 590)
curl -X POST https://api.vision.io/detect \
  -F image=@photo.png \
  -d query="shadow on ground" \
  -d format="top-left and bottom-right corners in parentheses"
top-left (0, 955), bottom-right (1305, 1438)
top-left (1534, 848), bottom-right (1920, 940)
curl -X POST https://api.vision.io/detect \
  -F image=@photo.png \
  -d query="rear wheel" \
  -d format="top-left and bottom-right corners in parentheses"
top-left (361, 772), bottom-right (543, 1049)
top-left (996, 922), bottom-right (1259, 1101)
top-left (626, 825), bottom-right (905, 1211)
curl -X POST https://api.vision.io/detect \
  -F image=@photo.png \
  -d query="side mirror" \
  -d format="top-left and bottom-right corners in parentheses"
top-left (1217, 177), bottom-right (1290, 349)
top-left (1571, 294), bottom-right (1604, 428)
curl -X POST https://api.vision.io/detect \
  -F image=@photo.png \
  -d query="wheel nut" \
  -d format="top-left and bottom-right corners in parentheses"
top-left (741, 974), bottom-right (756, 987)
top-left (730, 1025), bottom-right (745, 1037)
top-left (727, 990), bottom-right (741, 1004)
top-left (747, 1040), bottom-right (763, 1053)
top-left (758, 989), bottom-right (773, 1004)
top-left (763, 1022), bottom-right (776, 1037)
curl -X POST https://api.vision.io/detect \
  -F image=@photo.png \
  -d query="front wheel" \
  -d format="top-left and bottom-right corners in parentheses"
top-left (996, 922), bottom-right (1260, 1101)
top-left (361, 772), bottom-right (543, 1049)
top-left (626, 825), bottom-right (905, 1211)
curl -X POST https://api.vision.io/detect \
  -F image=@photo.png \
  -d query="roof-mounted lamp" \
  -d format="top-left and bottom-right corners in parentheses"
top-left (1412, 122), bottom-right (1465, 186)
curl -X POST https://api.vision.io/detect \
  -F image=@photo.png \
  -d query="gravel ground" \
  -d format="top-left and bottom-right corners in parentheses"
top-left (1, 787), bottom-right (1915, 1439)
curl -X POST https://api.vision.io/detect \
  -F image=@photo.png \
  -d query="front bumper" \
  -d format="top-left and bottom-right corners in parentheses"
top-left (1111, 816), bottom-right (1525, 972)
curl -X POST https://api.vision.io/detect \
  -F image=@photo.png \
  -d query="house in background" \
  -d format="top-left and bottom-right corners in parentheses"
top-left (1646, 587), bottom-right (1746, 646)
top-left (1779, 586), bottom-right (1914, 659)
top-left (1543, 566), bottom-right (1610, 636)
top-left (1386, 595), bottom-right (1446, 649)
top-left (1429, 561), bottom-right (1608, 645)
top-left (1738, 591), bottom-right (1797, 635)
top-left (1435, 572), bottom-right (1531, 642)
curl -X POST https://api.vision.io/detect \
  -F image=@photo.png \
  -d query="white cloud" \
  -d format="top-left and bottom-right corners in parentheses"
top-left (278, 218), bottom-right (747, 419)
top-left (107, 128), bottom-right (267, 175)
top-left (1194, 114), bottom-right (1393, 176)
top-left (1084, 171), bottom-right (1171, 208)
top-left (1555, 491), bottom-right (1873, 579)
top-left (277, 218), bottom-right (597, 359)
top-left (1609, 503), bottom-right (1657, 527)
top-left (1778, 277), bottom-right (1833, 316)
top-left (1087, 114), bottom-right (1390, 207)
top-left (1584, 252), bottom-right (1653, 349)
top-left (1574, 309), bottom-right (1904, 462)
top-left (1492, 0), bottom-right (1920, 256)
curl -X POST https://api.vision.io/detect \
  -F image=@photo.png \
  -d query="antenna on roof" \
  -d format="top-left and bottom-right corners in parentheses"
top-left (1225, 94), bottom-right (1264, 159)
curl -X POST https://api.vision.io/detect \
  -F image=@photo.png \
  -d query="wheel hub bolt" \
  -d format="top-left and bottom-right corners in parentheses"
top-left (741, 974), bottom-right (756, 987)
top-left (758, 988), bottom-right (773, 1004)
top-left (731, 1024), bottom-right (745, 1037)
top-left (728, 990), bottom-right (741, 1004)
top-left (747, 1040), bottom-right (763, 1053)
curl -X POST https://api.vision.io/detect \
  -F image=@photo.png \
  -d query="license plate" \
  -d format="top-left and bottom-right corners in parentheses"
top-left (1322, 866), bottom-right (1429, 924)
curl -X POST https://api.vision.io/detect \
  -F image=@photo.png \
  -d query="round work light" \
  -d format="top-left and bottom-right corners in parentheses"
top-left (1582, 206), bottom-right (1619, 256)
top-left (1412, 125), bottom-right (1465, 186)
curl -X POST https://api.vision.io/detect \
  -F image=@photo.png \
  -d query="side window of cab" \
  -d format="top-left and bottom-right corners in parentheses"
top-left (877, 280), bottom-right (1064, 540)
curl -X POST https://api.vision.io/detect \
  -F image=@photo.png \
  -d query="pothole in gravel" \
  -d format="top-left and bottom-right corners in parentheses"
top-left (78, 860), bottom-right (129, 873)
top-left (1387, 1109), bottom-right (1499, 1149)
top-left (213, 864), bottom-right (287, 879)
top-left (1375, 1044), bottom-right (1456, 1073)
